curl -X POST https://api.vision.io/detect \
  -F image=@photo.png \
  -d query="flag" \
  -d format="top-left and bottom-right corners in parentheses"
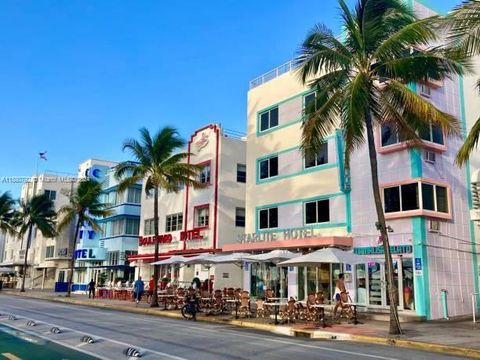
top-left (39, 151), bottom-right (47, 161)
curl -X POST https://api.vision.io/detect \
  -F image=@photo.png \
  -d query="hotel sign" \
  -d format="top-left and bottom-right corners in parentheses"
top-left (353, 245), bottom-right (413, 255)
top-left (139, 234), bottom-right (174, 246)
top-left (237, 227), bottom-right (316, 244)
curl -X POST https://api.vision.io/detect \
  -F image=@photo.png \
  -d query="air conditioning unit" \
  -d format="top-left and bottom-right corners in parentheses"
top-left (428, 220), bottom-right (440, 232)
top-left (424, 151), bottom-right (436, 163)
top-left (471, 210), bottom-right (480, 222)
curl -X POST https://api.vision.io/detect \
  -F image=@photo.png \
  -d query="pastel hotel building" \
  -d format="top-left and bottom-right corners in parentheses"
top-left (131, 124), bottom-right (246, 289)
top-left (225, 0), bottom-right (478, 320)
top-left (73, 159), bottom-right (141, 286)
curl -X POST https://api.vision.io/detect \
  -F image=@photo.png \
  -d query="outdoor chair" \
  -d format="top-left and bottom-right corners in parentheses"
top-left (226, 287), bottom-right (235, 299)
top-left (334, 293), bottom-right (355, 323)
top-left (296, 301), bottom-right (308, 321)
top-left (238, 291), bottom-right (251, 318)
top-left (255, 298), bottom-right (267, 318)
top-left (209, 290), bottom-right (225, 315)
top-left (280, 298), bottom-right (297, 324)
top-left (306, 293), bottom-right (323, 322)
top-left (316, 292), bottom-right (325, 304)
top-left (175, 288), bottom-right (185, 309)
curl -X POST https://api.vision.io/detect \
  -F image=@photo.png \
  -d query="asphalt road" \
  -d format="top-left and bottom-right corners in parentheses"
top-left (0, 295), bottom-right (465, 360)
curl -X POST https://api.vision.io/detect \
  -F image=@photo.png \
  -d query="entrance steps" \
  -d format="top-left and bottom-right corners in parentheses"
top-left (359, 309), bottom-right (426, 322)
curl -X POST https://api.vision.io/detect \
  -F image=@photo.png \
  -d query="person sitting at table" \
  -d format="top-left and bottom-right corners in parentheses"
top-left (333, 273), bottom-right (349, 319)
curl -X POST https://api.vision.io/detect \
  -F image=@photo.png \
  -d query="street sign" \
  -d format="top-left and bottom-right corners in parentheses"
top-left (415, 257), bottom-right (423, 276)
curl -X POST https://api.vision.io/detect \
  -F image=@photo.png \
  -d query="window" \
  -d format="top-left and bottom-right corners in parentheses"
top-left (304, 92), bottom-right (317, 112)
top-left (165, 213), bottom-right (183, 232)
top-left (259, 156), bottom-right (278, 180)
top-left (420, 83), bottom-right (431, 97)
top-left (384, 183), bottom-right (419, 213)
top-left (436, 186), bottom-right (448, 213)
top-left (125, 218), bottom-right (140, 235)
top-left (305, 200), bottom-right (330, 224)
top-left (420, 123), bottom-right (444, 145)
top-left (44, 190), bottom-right (56, 201)
top-left (45, 246), bottom-right (54, 258)
top-left (305, 143), bottom-right (328, 168)
top-left (237, 164), bottom-right (246, 183)
top-left (127, 187), bottom-right (141, 203)
top-left (381, 124), bottom-right (399, 147)
top-left (259, 207), bottom-right (278, 229)
top-left (384, 181), bottom-right (449, 214)
top-left (111, 219), bottom-right (125, 236)
top-left (235, 208), bottom-right (245, 227)
top-left (195, 206), bottom-right (209, 228)
top-left (199, 163), bottom-right (211, 184)
top-left (144, 218), bottom-right (155, 235)
top-left (108, 251), bottom-right (120, 266)
top-left (260, 107), bottom-right (279, 132)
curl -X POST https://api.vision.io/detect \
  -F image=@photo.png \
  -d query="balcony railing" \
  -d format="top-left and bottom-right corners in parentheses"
top-left (249, 60), bottom-right (297, 89)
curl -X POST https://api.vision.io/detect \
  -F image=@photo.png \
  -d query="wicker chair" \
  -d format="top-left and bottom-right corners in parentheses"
top-left (209, 290), bottom-right (225, 315)
top-left (265, 289), bottom-right (274, 302)
top-left (280, 298), bottom-right (297, 324)
top-left (255, 298), bottom-right (267, 318)
top-left (334, 293), bottom-right (355, 323)
top-left (175, 288), bottom-right (185, 309)
top-left (238, 291), bottom-right (251, 318)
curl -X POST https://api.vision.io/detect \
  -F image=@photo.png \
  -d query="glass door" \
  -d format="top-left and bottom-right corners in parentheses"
top-left (368, 262), bottom-right (384, 306)
top-left (401, 258), bottom-right (415, 310)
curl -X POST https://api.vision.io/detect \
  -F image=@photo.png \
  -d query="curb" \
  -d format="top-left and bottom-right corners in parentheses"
top-left (3, 291), bottom-right (479, 358)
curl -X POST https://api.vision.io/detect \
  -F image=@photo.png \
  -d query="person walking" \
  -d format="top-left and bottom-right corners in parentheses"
top-left (133, 276), bottom-right (145, 305)
top-left (147, 275), bottom-right (155, 304)
top-left (88, 279), bottom-right (96, 299)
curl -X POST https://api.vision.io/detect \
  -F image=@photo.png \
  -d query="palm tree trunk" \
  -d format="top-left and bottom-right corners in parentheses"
top-left (20, 224), bottom-right (33, 292)
top-left (66, 219), bottom-right (81, 297)
top-left (150, 186), bottom-right (160, 308)
top-left (365, 110), bottom-right (402, 335)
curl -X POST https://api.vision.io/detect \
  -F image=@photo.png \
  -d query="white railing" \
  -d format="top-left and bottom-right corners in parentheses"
top-left (249, 60), bottom-right (298, 89)
top-left (472, 293), bottom-right (479, 323)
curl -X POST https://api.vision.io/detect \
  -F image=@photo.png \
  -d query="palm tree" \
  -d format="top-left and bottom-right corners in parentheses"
top-left (0, 192), bottom-right (16, 234)
top-left (296, 0), bottom-right (466, 334)
top-left (16, 194), bottom-right (57, 292)
top-left (448, 0), bottom-right (480, 165)
top-left (115, 127), bottom-right (203, 307)
top-left (57, 179), bottom-right (112, 297)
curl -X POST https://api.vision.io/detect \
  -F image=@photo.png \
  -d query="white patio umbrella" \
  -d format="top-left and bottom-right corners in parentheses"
top-left (183, 253), bottom-right (218, 265)
top-left (208, 252), bottom-right (251, 264)
top-left (244, 250), bottom-right (301, 264)
top-left (0, 267), bottom-right (13, 273)
top-left (277, 247), bottom-right (382, 267)
top-left (150, 255), bottom-right (190, 266)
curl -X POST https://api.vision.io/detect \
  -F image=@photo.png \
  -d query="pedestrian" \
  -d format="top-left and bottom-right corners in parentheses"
top-left (191, 277), bottom-right (201, 290)
top-left (147, 275), bottom-right (155, 304)
top-left (133, 276), bottom-right (144, 305)
top-left (88, 279), bottom-right (95, 299)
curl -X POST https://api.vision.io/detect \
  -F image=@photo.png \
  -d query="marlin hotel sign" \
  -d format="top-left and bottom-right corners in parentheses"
top-left (237, 227), bottom-right (316, 244)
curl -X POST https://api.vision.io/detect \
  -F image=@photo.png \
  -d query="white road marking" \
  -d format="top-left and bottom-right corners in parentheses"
top-left (0, 297), bottom-right (401, 360)
top-left (0, 309), bottom-right (189, 360)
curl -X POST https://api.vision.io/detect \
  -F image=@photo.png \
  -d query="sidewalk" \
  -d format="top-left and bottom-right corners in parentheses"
top-left (2, 289), bottom-right (479, 359)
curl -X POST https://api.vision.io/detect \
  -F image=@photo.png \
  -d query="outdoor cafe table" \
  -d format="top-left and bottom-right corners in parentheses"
top-left (225, 299), bottom-right (240, 319)
top-left (157, 294), bottom-right (177, 310)
top-left (264, 302), bottom-right (287, 325)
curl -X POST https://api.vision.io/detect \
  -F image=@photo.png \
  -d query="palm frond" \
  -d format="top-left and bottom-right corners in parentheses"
top-left (456, 117), bottom-right (480, 165)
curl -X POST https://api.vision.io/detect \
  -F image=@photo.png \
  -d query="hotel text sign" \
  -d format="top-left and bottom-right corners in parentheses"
top-left (353, 245), bottom-right (413, 255)
top-left (238, 228), bottom-right (315, 244)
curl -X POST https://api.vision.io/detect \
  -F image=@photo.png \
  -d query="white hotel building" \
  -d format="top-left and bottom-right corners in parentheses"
top-left (219, 0), bottom-right (478, 321)
top-left (131, 124), bottom-right (246, 289)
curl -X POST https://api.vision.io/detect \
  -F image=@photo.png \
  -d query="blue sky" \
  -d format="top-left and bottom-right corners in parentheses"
top-left (0, 0), bottom-right (460, 196)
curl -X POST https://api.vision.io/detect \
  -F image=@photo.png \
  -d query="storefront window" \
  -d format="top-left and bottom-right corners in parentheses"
top-left (250, 263), bottom-right (285, 298)
top-left (306, 266), bottom-right (317, 296)
top-left (317, 264), bottom-right (330, 300)
top-left (402, 258), bottom-right (415, 310)
top-left (297, 267), bottom-right (305, 300)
